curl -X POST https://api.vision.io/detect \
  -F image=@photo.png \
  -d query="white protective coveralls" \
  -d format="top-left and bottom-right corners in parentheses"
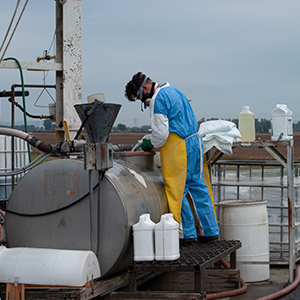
top-left (148, 82), bottom-right (219, 239)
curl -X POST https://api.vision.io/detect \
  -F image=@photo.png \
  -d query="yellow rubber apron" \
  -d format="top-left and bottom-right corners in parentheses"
top-left (160, 132), bottom-right (217, 226)
top-left (160, 132), bottom-right (187, 224)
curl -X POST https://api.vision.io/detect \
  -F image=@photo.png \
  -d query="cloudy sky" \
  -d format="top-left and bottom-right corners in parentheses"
top-left (0, 0), bottom-right (300, 128)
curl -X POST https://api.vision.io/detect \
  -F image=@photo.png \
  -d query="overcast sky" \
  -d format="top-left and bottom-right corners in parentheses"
top-left (1, 0), bottom-right (300, 128)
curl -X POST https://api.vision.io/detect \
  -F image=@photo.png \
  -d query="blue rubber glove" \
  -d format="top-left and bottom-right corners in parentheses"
top-left (141, 139), bottom-right (153, 151)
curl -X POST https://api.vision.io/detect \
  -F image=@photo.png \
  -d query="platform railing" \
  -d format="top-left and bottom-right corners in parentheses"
top-left (211, 155), bottom-right (299, 282)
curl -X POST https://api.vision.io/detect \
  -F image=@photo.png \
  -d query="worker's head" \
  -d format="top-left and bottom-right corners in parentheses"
top-left (125, 72), bottom-right (155, 109)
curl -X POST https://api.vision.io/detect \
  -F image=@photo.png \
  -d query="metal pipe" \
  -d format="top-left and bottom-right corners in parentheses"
top-left (8, 97), bottom-right (50, 119)
top-left (89, 170), bottom-right (93, 251)
top-left (0, 90), bottom-right (29, 97)
top-left (287, 140), bottom-right (296, 283)
top-left (11, 86), bottom-right (15, 192)
top-left (12, 84), bottom-right (56, 89)
top-left (97, 171), bottom-right (101, 256)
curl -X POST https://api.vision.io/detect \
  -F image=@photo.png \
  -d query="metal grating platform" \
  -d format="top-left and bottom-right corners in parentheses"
top-left (179, 240), bottom-right (241, 268)
top-left (129, 240), bottom-right (241, 272)
top-left (128, 240), bottom-right (241, 293)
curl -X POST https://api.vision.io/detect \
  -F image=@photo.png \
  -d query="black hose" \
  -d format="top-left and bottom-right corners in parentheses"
top-left (74, 100), bottom-right (101, 140)
top-left (8, 97), bottom-right (50, 119)
top-left (0, 90), bottom-right (29, 97)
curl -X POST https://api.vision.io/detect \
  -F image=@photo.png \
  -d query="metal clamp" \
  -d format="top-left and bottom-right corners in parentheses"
top-left (84, 143), bottom-right (113, 171)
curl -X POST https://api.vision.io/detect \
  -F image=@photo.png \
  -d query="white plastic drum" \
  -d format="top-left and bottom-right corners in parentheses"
top-left (219, 200), bottom-right (269, 282)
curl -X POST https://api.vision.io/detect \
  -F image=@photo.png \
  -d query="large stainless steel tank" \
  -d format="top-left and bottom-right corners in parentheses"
top-left (5, 152), bottom-right (168, 277)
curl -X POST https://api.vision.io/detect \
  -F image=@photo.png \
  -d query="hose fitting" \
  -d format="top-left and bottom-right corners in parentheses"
top-left (25, 135), bottom-right (53, 153)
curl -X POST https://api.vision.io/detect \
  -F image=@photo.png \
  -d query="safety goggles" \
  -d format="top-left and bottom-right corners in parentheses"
top-left (136, 77), bottom-right (147, 100)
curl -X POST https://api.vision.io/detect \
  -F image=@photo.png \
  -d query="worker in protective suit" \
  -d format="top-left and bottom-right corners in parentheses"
top-left (125, 72), bottom-right (219, 242)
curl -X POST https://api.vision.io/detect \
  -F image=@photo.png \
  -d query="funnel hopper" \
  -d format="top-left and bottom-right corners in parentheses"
top-left (74, 102), bottom-right (121, 143)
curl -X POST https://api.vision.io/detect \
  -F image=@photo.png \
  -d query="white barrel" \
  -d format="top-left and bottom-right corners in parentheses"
top-left (132, 214), bottom-right (155, 261)
top-left (219, 200), bottom-right (269, 282)
top-left (238, 106), bottom-right (255, 142)
top-left (0, 246), bottom-right (100, 286)
top-left (271, 104), bottom-right (293, 141)
top-left (155, 213), bottom-right (180, 261)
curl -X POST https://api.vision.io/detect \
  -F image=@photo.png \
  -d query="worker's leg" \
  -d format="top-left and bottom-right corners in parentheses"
top-left (181, 177), bottom-right (198, 239)
top-left (188, 175), bottom-right (219, 237)
top-left (186, 136), bottom-right (219, 237)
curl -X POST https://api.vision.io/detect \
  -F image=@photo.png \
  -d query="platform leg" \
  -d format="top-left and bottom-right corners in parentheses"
top-left (194, 266), bottom-right (202, 293)
top-left (230, 251), bottom-right (237, 269)
top-left (129, 271), bottom-right (137, 292)
top-left (6, 283), bottom-right (25, 300)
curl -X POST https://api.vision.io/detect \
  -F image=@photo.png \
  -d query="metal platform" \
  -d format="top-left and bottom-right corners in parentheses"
top-left (128, 240), bottom-right (241, 293)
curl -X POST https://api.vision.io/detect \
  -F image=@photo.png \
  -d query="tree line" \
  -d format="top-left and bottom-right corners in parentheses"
top-left (2, 118), bottom-right (300, 133)
top-left (113, 118), bottom-right (289, 133)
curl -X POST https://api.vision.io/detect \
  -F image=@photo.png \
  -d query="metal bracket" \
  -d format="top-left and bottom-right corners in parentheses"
top-left (14, 277), bottom-right (19, 288)
top-left (84, 143), bottom-right (113, 171)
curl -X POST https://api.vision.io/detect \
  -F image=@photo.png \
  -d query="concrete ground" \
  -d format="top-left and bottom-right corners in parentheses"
top-left (225, 266), bottom-right (300, 300)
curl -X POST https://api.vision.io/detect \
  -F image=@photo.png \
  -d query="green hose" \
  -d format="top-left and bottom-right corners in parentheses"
top-left (3, 57), bottom-right (31, 162)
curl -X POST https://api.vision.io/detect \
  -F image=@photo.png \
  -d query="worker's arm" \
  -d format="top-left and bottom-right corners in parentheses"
top-left (147, 87), bottom-right (169, 149)
top-left (150, 112), bottom-right (169, 148)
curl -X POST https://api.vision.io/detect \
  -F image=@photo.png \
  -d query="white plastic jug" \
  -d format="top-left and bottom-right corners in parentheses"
top-left (132, 214), bottom-right (155, 261)
top-left (154, 213), bottom-right (180, 261)
top-left (238, 106), bottom-right (255, 142)
top-left (271, 104), bottom-right (293, 141)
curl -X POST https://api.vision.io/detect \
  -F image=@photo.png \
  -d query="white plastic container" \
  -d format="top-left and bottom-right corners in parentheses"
top-left (132, 214), bottom-right (155, 261)
top-left (271, 104), bottom-right (293, 141)
top-left (238, 106), bottom-right (255, 142)
top-left (154, 213), bottom-right (180, 261)
top-left (219, 200), bottom-right (269, 282)
top-left (0, 246), bottom-right (100, 286)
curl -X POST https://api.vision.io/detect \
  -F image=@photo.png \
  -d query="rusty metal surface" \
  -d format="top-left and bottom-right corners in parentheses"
top-left (6, 157), bottom-right (168, 277)
top-left (129, 240), bottom-right (241, 272)
top-left (75, 103), bottom-right (121, 143)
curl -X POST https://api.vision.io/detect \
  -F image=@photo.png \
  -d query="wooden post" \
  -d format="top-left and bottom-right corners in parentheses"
top-left (6, 283), bottom-right (25, 300)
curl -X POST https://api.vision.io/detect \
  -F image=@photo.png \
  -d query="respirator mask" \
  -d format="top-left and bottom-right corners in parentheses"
top-left (136, 78), bottom-right (155, 111)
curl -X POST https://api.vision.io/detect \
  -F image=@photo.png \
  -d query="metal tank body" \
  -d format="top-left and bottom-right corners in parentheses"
top-left (5, 152), bottom-right (168, 277)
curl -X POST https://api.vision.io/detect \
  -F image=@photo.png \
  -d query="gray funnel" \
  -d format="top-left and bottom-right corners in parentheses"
top-left (74, 101), bottom-right (121, 143)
